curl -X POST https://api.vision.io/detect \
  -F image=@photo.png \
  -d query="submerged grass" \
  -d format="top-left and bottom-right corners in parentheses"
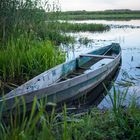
top-left (0, 87), bottom-right (139, 140)
top-left (0, 36), bottom-right (65, 92)
top-left (78, 37), bottom-right (93, 45)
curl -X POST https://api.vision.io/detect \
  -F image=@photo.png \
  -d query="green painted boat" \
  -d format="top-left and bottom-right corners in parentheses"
top-left (0, 43), bottom-right (121, 111)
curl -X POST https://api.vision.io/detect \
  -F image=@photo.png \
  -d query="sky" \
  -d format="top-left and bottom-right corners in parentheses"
top-left (58, 0), bottom-right (140, 11)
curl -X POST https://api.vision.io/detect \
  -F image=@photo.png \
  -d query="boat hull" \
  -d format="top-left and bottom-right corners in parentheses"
top-left (0, 43), bottom-right (121, 110)
top-left (1, 50), bottom-right (121, 111)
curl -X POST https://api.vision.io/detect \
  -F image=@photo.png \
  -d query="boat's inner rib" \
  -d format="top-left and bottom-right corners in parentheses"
top-left (79, 54), bottom-right (115, 59)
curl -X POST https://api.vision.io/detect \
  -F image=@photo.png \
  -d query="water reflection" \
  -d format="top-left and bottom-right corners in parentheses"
top-left (62, 20), bottom-right (140, 108)
top-left (66, 19), bottom-right (140, 27)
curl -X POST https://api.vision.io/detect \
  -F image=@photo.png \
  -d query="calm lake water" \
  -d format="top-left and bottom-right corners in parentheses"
top-left (62, 20), bottom-right (140, 109)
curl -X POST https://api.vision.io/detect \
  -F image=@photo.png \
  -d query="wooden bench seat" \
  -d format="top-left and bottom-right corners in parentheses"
top-left (80, 54), bottom-right (115, 59)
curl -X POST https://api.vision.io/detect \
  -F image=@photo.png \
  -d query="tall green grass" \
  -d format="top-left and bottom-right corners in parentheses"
top-left (46, 29), bottom-right (75, 45)
top-left (0, 0), bottom-right (74, 46)
top-left (0, 36), bottom-right (65, 92)
top-left (0, 87), bottom-right (139, 140)
top-left (0, 0), bottom-right (47, 43)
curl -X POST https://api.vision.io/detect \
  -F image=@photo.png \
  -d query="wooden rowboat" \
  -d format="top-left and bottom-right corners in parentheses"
top-left (0, 43), bottom-right (121, 111)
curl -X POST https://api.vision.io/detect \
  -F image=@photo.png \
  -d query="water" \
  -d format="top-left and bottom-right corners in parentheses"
top-left (62, 20), bottom-right (140, 109)
top-left (66, 19), bottom-right (140, 26)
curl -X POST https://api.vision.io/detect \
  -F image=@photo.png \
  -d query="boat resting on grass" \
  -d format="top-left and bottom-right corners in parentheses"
top-left (0, 43), bottom-right (121, 111)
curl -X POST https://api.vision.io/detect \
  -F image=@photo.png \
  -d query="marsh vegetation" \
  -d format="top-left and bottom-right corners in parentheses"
top-left (49, 22), bottom-right (110, 32)
top-left (57, 10), bottom-right (140, 20)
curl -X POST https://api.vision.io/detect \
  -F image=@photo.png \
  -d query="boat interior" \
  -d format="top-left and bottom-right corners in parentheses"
top-left (58, 43), bottom-right (120, 82)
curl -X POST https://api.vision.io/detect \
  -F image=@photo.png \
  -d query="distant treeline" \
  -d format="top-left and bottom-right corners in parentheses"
top-left (55, 10), bottom-right (140, 20)
top-left (60, 10), bottom-right (140, 15)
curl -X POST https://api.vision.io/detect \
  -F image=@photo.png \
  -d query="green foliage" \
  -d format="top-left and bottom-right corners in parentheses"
top-left (0, 0), bottom-right (74, 94)
top-left (0, 0), bottom-right (48, 43)
top-left (48, 22), bottom-right (110, 32)
top-left (46, 29), bottom-right (75, 45)
top-left (0, 1), bottom-right (70, 93)
top-left (106, 85), bottom-right (128, 114)
top-left (0, 0), bottom-right (74, 46)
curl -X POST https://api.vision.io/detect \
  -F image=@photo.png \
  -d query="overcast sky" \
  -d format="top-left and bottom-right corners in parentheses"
top-left (58, 0), bottom-right (140, 11)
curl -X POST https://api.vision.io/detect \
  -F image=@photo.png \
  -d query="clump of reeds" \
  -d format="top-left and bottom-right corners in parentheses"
top-left (48, 22), bottom-right (110, 32)
top-left (78, 37), bottom-right (93, 45)
top-left (0, 36), bottom-right (65, 93)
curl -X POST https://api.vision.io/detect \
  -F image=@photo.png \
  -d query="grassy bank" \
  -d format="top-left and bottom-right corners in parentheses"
top-left (0, 88), bottom-right (139, 140)
top-left (0, 37), bottom-right (65, 93)
top-left (49, 22), bottom-right (110, 32)
top-left (57, 10), bottom-right (140, 20)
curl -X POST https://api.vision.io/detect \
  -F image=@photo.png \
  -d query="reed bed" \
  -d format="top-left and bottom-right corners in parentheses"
top-left (48, 22), bottom-right (110, 32)
top-left (0, 36), bottom-right (65, 92)
top-left (46, 29), bottom-right (75, 45)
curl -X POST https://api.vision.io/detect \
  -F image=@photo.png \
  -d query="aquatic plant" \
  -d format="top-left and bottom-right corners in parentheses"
top-left (78, 37), bottom-right (93, 45)
top-left (48, 22), bottom-right (110, 32)
top-left (46, 29), bottom-right (75, 45)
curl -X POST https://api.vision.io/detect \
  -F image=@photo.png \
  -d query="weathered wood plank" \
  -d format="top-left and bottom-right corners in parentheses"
top-left (80, 54), bottom-right (115, 59)
top-left (103, 45), bottom-right (114, 55)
